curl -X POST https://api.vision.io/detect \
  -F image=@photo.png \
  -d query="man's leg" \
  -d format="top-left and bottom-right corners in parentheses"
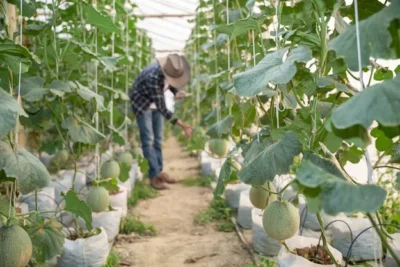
top-left (137, 110), bottom-right (162, 181)
top-left (152, 110), bottom-right (164, 171)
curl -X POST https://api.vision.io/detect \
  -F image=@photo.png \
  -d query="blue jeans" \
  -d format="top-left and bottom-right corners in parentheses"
top-left (136, 109), bottom-right (164, 179)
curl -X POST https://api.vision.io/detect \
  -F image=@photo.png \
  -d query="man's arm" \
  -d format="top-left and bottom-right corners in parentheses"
top-left (149, 74), bottom-right (177, 124)
top-left (169, 86), bottom-right (179, 95)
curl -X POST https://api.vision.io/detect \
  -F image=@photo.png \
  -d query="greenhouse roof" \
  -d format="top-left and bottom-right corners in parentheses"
top-left (132, 0), bottom-right (198, 57)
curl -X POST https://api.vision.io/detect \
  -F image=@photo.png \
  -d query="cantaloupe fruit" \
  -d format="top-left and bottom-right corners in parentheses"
top-left (100, 160), bottom-right (120, 178)
top-left (117, 152), bottom-right (134, 166)
top-left (249, 181), bottom-right (277, 209)
top-left (0, 224), bottom-right (33, 267)
top-left (52, 149), bottom-right (69, 165)
top-left (262, 200), bottom-right (299, 240)
top-left (208, 139), bottom-right (229, 157)
top-left (86, 187), bottom-right (110, 213)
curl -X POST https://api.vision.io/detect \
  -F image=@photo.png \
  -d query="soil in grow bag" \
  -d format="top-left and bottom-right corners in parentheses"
top-left (295, 246), bottom-right (334, 265)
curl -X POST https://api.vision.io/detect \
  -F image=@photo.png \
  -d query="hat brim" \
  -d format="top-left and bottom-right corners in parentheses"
top-left (157, 56), bottom-right (191, 89)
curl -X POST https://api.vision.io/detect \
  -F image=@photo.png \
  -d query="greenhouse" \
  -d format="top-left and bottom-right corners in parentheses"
top-left (0, 0), bottom-right (400, 266)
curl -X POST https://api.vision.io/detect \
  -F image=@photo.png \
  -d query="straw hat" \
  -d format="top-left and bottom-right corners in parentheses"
top-left (157, 54), bottom-right (191, 88)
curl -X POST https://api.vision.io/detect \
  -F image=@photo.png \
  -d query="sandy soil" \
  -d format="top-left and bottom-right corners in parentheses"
top-left (113, 138), bottom-right (252, 267)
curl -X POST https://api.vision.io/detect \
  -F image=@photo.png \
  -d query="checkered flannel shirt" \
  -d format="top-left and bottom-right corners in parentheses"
top-left (129, 62), bottom-right (179, 124)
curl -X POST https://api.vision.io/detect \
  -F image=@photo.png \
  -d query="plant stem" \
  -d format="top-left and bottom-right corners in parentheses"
top-left (367, 213), bottom-right (400, 266)
top-left (374, 165), bottom-right (400, 171)
top-left (316, 212), bottom-right (340, 267)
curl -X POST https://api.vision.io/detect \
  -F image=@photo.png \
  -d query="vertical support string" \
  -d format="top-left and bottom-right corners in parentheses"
top-left (195, 14), bottom-right (201, 123)
top-left (92, 0), bottom-right (100, 179)
top-left (226, 0), bottom-right (231, 73)
top-left (212, 0), bottom-right (220, 122)
top-left (110, 0), bottom-right (116, 131)
top-left (124, 5), bottom-right (130, 146)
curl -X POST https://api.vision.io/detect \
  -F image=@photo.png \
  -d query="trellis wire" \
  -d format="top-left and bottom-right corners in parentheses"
top-left (109, 0), bottom-right (117, 132)
top-left (124, 4), bottom-right (130, 146)
top-left (212, 0), bottom-right (220, 122)
top-left (92, 0), bottom-right (100, 179)
top-left (195, 14), bottom-right (201, 123)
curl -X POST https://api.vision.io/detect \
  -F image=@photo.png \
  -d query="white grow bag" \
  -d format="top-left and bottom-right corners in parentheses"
top-left (109, 186), bottom-right (128, 217)
top-left (56, 227), bottom-right (108, 267)
top-left (79, 209), bottom-right (122, 243)
top-left (237, 190), bottom-right (253, 229)
top-left (224, 183), bottom-right (251, 209)
top-left (278, 236), bottom-right (343, 267)
top-left (21, 187), bottom-right (58, 217)
top-left (252, 208), bottom-right (282, 256)
top-left (386, 233), bottom-right (400, 267)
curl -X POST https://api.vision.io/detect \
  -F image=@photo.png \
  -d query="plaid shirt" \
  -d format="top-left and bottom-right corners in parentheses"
top-left (130, 62), bottom-right (179, 124)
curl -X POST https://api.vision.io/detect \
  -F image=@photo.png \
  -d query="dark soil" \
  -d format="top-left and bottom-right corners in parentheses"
top-left (295, 245), bottom-right (334, 265)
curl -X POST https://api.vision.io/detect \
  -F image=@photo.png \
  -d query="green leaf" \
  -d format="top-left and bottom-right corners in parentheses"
top-left (332, 75), bottom-right (400, 129)
top-left (108, 126), bottom-right (125, 146)
top-left (243, 137), bottom-right (274, 164)
top-left (75, 82), bottom-right (106, 111)
top-left (206, 115), bottom-right (234, 138)
top-left (98, 178), bottom-right (119, 191)
top-left (396, 173), bottom-right (400, 190)
top-left (303, 152), bottom-right (347, 181)
top-left (325, 117), bottom-right (370, 148)
top-left (0, 140), bottom-right (50, 194)
top-left (26, 214), bottom-right (65, 263)
top-left (83, 3), bottom-right (118, 33)
top-left (374, 68), bottom-right (394, 81)
top-left (233, 46), bottom-right (312, 97)
top-left (62, 117), bottom-right (105, 145)
top-left (139, 155), bottom-right (149, 174)
top-left (329, 0), bottom-right (400, 71)
top-left (215, 15), bottom-right (267, 39)
top-left (371, 128), bottom-right (394, 152)
top-left (239, 131), bottom-right (302, 185)
top-left (6, 0), bottom-right (36, 17)
top-left (99, 57), bottom-right (118, 72)
top-left (297, 161), bottom-right (387, 215)
top-left (20, 77), bottom-right (49, 102)
top-left (0, 89), bottom-right (19, 138)
top-left (0, 39), bottom-right (40, 63)
top-left (63, 190), bottom-right (92, 230)
top-left (48, 80), bottom-right (71, 97)
top-left (119, 163), bottom-right (130, 182)
top-left (214, 158), bottom-right (239, 198)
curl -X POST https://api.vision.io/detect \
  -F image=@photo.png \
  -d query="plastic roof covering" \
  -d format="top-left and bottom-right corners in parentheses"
top-left (131, 0), bottom-right (198, 58)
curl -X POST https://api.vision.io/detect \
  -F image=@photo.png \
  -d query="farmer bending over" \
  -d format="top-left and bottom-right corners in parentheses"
top-left (130, 54), bottom-right (193, 190)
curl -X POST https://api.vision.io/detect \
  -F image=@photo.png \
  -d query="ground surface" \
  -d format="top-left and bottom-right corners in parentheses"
top-left (114, 138), bottom-right (252, 267)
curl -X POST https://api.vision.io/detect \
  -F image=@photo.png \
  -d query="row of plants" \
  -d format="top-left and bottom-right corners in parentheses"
top-left (0, 0), bottom-right (152, 266)
top-left (176, 0), bottom-right (400, 266)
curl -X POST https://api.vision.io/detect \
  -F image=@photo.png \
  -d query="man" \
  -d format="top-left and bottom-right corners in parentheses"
top-left (130, 54), bottom-right (193, 190)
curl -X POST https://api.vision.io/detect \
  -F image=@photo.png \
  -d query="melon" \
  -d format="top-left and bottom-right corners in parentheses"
top-left (262, 200), bottom-right (299, 241)
top-left (208, 139), bottom-right (229, 157)
top-left (86, 187), bottom-right (110, 213)
top-left (0, 224), bottom-right (33, 267)
top-left (249, 181), bottom-right (277, 209)
top-left (52, 149), bottom-right (69, 165)
top-left (117, 152), bottom-right (134, 166)
top-left (100, 160), bottom-right (121, 178)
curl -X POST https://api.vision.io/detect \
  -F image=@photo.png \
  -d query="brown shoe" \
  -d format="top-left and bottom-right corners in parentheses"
top-left (159, 172), bottom-right (177, 184)
top-left (150, 177), bottom-right (169, 190)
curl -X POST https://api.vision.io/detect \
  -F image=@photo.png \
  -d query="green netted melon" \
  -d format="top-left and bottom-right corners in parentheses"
top-left (262, 200), bottom-right (299, 241)
top-left (0, 224), bottom-right (33, 267)
top-left (208, 139), bottom-right (229, 157)
top-left (100, 160), bottom-right (121, 178)
top-left (117, 152), bottom-right (134, 166)
top-left (249, 181), bottom-right (277, 210)
top-left (86, 187), bottom-right (110, 213)
top-left (52, 150), bottom-right (69, 165)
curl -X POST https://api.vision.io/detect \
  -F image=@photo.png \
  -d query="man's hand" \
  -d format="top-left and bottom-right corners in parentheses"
top-left (174, 91), bottom-right (187, 100)
top-left (176, 119), bottom-right (193, 137)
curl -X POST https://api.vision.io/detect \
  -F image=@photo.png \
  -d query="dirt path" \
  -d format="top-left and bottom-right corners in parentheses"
top-left (114, 138), bottom-right (252, 267)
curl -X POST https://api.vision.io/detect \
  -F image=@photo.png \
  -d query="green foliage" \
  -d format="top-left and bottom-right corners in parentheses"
top-left (63, 190), bottom-right (92, 231)
top-left (244, 258), bottom-right (278, 267)
top-left (378, 172), bottom-right (400, 234)
top-left (105, 252), bottom-right (123, 267)
top-left (128, 181), bottom-right (158, 207)
top-left (194, 197), bottom-right (234, 232)
top-left (119, 216), bottom-right (156, 236)
top-left (180, 176), bottom-right (212, 187)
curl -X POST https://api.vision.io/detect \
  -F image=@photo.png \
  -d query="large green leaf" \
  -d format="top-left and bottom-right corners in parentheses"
top-left (62, 117), bottom-right (105, 145)
top-left (75, 82), bottom-right (106, 111)
top-left (0, 39), bottom-right (40, 63)
top-left (6, 0), bottom-right (36, 17)
top-left (332, 75), bottom-right (400, 129)
top-left (0, 141), bottom-right (50, 194)
top-left (206, 115), bottom-right (234, 138)
top-left (48, 80), bottom-right (71, 97)
top-left (20, 77), bottom-right (49, 102)
top-left (0, 89), bottom-right (19, 138)
top-left (83, 3), bottom-right (118, 33)
top-left (233, 46), bottom-right (312, 97)
top-left (63, 190), bottom-right (92, 231)
top-left (239, 131), bottom-right (302, 185)
top-left (297, 161), bottom-right (387, 215)
top-left (243, 137), bottom-right (274, 164)
top-left (214, 158), bottom-right (239, 198)
top-left (215, 15), bottom-right (267, 39)
top-left (329, 0), bottom-right (400, 71)
top-left (303, 152), bottom-right (347, 181)
top-left (26, 214), bottom-right (65, 263)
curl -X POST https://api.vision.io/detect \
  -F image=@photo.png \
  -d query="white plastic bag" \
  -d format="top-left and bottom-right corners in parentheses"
top-left (79, 209), bottom-right (122, 243)
top-left (224, 183), bottom-right (251, 208)
top-left (331, 217), bottom-right (382, 261)
top-left (59, 169), bottom-right (87, 193)
top-left (237, 190), bottom-right (253, 229)
top-left (252, 208), bottom-right (282, 256)
top-left (20, 187), bottom-right (58, 217)
top-left (51, 171), bottom-right (87, 205)
top-left (278, 235), bottom-right (343, 267)
top-left (56, 227), bottom-right (108, 267)
top-left (109, 186), bottom-right (128, 217)
top-left (386, 233), bottom-right (400, 267)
